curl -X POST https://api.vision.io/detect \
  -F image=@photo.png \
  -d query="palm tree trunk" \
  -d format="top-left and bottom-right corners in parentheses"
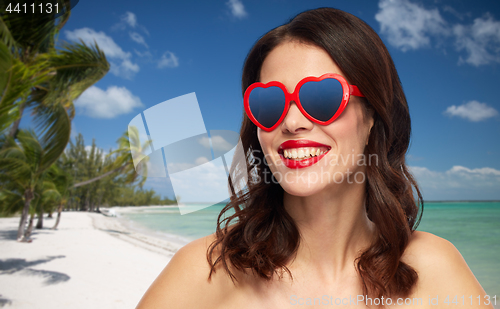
top-left (35, 208), bottom-right (43, 229)
top-left (7, 101), bottom-right (26, 140)
top-left (52, 203), bottom-right (63, 230)
top-left (17, 189), bottom-right (33, 242)
top-left (25, 213), bottom-right (35, 239)
top-left (96, 191), bottom-right (103, 213)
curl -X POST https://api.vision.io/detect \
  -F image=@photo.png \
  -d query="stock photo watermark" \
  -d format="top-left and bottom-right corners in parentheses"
top-left (289, 294), bottom-right (497, 306)
top-left (252, 149), bottom-right (379, 187)
top-left (290, 295), bottom-right (423, 306)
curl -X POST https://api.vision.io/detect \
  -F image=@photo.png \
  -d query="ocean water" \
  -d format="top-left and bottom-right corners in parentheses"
top-left (415, 202), bottom-right (500, 299)
top-left (117, 204), bottom-right (231, 243)
top-left (118, 201), bottom-right (500, 298)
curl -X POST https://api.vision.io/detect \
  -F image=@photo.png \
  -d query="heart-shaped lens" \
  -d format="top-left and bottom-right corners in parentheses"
top-left (248, 86), bottom-right (286, 129)
top-left (299, 78), bottom-right (343, 122)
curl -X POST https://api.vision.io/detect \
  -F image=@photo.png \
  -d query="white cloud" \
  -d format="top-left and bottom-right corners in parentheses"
top-left (168, 159), bottom-right (230, 204)
top-left (84, 145), bottom-right (107, 160)
top-left (134, 50), bottom-right (152, 58)
top-left (74, 85), bottom-right (143, 118)
top-left (410, 165), bottom-right (500, 200)
top-left (65, 28), bottom-right (140, 78)
top-left (198, 135), bottom-right (234, 152)
top-left (110, 58), bottom-right (140, 78)
top-left (71, 121), bottom-right (78, 139)
top-left (166, 162), bottom-right (196, 174)
top-left (195, 157), bottom-right (210, 165)
top-left (375, 0), bottom-right (449, 51)
top-left (453, 14), bottom-right (500, 66)
top-left (129, 31), bottom-right (148, 48)
top-left (198, 136), bottom-right (211, 149)
top-left (226, 0), bottom-right (247, 19)
top-left (158, 51), bottom-right (179, 68)
top-left (166, 157), bottom-right (213, 173)
top-left (375, 0), bottom-right (500, 67)
top-left (211, 136), bottom-right (234, 152)
top-left (444, 100), bottom-right (498, 122)
top-left (114, 12), bottom-right (150, 47)
top-left (122, 12), bottom-right (137, 28)
top-left (65, 28), bottom-right (128, 58)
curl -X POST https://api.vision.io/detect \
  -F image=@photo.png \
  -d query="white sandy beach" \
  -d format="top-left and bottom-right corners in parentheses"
top-left (0, 211), bottom-right (184, 309)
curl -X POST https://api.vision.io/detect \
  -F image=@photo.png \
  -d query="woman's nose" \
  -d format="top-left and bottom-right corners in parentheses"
top-left (281, 101), bottom-right (314, 134)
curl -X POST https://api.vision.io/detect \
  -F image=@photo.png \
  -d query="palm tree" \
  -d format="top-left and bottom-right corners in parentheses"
top-left (49, 155), bottom-right (73, 229)
top-left (34, 164), bottom-right (64, 229)
top-left (0, 0), bottom-right (109, 140)
top-left (0, 1), bottom-right (109, 239)
top-left (0, 129), bottom-right (64, 241)
top-left (72, 126), bottom-right (151, 189)
top-left (59, 128), bottom-right (151, 212)
top-left (0, 181), bottom-right (24, 217)
top-left (27, 176), bottom-right (61, 236)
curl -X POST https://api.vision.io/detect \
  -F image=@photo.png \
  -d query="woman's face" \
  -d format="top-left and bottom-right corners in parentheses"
top-left (257, 40), bottom-right (374, 197)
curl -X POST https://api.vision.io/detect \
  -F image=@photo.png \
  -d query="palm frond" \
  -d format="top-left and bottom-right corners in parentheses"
top-left (16, 130), bottom-right (44, 169)
top-left (0, 157), bottom-right (33, 186)
top-left (0, 0), bottom-right (63, 56)
top-left (0, 14), bottom-right (18, 51)
top-left (33, 101), bottom-right (70, 171)
top-left (0, 41), bottom-right (12, 98)
top-left (108, 127), bottom-right (151, 187)
top-left (0, 57), bottom-right (52, 135)
top-left (45, 40), bottom-right (109, 105)
top-left (0, 188), bottom-right (24, 215)
top-left (47, 162), bottom-right (73, 194)
top-left (38, 179), bottom-right (61, 206)
top-left (0, 130), bottom-right (44, 186)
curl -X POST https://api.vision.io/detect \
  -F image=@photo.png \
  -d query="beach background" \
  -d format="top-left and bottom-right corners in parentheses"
top-left (2, 201), bottom-right (497, 308)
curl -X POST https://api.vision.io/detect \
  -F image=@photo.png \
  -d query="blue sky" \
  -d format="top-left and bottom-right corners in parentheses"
top-left (28, 0), bottom-right (500, 201)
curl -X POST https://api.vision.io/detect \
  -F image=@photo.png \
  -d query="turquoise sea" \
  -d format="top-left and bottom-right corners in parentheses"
top-left (118, 201), bottom-right (500, 299)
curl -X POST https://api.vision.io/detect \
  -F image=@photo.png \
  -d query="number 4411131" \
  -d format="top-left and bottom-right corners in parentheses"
top-left (5, 2), bottom-right (59, 14)
top-left (443, 295), bottom-right (496, 306)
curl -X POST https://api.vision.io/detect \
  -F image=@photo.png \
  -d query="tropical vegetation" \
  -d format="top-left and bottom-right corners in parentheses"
top-left (61, 132), bottom-right (174, 212)
top-left (0, 1), bottom-right (172, 242)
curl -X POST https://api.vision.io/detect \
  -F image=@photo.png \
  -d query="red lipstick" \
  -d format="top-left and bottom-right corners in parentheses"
top-left (278, 140), bottom-right (330, 169)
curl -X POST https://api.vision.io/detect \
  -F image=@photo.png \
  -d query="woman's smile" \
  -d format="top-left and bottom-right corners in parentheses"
top-left (278, 139), bottom-right (331, 168)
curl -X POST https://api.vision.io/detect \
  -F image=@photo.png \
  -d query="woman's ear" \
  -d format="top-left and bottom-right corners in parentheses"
top-left (365, 107), bottom-right (375, 146)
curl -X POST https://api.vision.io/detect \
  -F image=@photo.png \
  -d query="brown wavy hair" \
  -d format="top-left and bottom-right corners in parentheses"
top-left (207, 7), bottom-right (423, 299)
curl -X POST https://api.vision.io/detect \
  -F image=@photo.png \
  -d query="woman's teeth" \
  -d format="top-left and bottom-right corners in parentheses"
top-left (283, 148), bottom-right (327, 160)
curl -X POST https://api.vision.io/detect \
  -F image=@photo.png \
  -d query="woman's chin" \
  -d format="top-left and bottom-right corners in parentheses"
top-left (279, 181), bottom-right (328, 197)
top-left (273, 166), bottom-right (362, 197)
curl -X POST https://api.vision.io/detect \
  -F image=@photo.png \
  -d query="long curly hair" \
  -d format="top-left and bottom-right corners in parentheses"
top-left (207, 7), bottom-right (423, 299)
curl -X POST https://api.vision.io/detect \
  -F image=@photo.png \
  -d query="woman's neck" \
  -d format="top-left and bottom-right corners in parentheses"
top-left (283, 181), bottom-right (375, 280)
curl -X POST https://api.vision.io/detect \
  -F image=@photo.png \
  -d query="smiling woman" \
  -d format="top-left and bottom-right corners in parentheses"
top-left (136, 7), bottom-right (494, 309)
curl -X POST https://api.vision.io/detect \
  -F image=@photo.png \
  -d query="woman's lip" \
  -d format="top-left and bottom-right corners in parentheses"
top-left (278, 139), bottom-right (330, 150)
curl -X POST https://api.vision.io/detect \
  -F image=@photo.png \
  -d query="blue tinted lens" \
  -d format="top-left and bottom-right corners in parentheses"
top-left (248, 86), bottom-right (286, 129)
top-left (299, 78), bottom-right (343, 122)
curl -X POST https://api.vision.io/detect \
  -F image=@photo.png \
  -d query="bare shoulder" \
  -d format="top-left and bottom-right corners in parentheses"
top-left (136, 233), bottom-right (234, 309)
top-left (402, 231), bottom-right (492, 307)
top-left (403, 231), bottom-right (470, 275)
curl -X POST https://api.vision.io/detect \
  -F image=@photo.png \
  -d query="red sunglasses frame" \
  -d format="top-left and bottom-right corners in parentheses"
top-left (244, 73), bottom-right (364, 132)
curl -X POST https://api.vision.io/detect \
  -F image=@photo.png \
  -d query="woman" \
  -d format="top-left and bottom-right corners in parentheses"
top-left (137, 8), bottom-right (493, 308)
